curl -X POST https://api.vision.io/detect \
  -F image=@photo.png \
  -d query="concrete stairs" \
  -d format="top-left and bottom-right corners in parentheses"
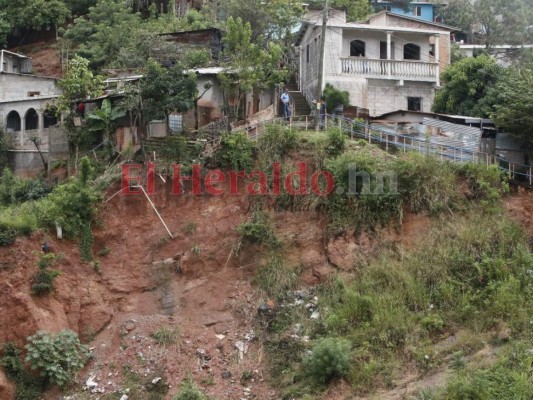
top-left (285, 77), bottom-right (312, 117)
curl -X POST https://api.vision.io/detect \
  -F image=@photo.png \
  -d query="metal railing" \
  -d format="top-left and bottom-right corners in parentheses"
top-left (233, 113), bottom-right (533, 185)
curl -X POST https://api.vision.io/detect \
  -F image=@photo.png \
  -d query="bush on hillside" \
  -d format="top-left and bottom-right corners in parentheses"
top-left (217, 132), bottom-right (255, 172)
top-left (304, 338), bottom-right (352, 384)
top-left (257, 123), bottom-right (299, 162)
top-left (25, 330), bottom-right (89, 387)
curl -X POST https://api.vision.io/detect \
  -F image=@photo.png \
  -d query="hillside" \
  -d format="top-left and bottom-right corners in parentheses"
top-left (0, 127), bottom-right (532, 399)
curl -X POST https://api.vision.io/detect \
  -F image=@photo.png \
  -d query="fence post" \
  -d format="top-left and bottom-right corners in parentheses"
top-left (403, 137), bottom-right (406, 153)
top-left (305, 116), bottom-right (308, 131)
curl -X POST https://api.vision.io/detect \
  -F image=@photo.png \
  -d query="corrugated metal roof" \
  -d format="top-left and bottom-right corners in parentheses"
top-left (423, 117), bottom-right (481, 138)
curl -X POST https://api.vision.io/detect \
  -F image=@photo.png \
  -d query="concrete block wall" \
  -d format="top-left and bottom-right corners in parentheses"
top-left (0, 74), bottom-right (60, 101)
top-left (367, 80), bottom-right (435, 116)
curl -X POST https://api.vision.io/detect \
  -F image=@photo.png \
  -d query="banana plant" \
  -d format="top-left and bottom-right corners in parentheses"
top-left (86, 98), bottom-right (126, 147)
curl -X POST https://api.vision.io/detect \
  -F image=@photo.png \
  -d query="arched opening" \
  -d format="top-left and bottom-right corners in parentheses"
top-left (404, 43), bottom-right (421, 60)
top-left (43, 108), bottom-right (58, 128)
top-left (6, 111), bottom-right (21, 132)
top-left (25, 108), bottom-right (39, 131)
top-left (350, 40), bottom-right (366, 57)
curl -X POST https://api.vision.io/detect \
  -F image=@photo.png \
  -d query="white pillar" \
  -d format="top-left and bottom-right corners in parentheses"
top-left (386, 31), bottom-right (392, 77)
top-left (386, 31), bottom-right (392, 60)
top-left (38, 111), bottom-right (44, 134)
top-left (434, 34), bottom-right (440, 86)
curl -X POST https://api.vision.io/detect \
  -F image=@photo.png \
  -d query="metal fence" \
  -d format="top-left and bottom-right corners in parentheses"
top-left (234, 113), bottom-right (533, 185)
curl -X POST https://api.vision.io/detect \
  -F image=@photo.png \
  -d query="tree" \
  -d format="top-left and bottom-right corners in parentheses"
top-left (0, 0), bottom-right (70, 46)
top-left (436, 0), bottom-right (533, 47)
top-left (140, 59), bottom-right (197, 124)
top-left (218, 17), bottom-right (287, 121)
top-left (87, 98), bottom-right (127, 145)
top-left (57, 55), bottom-right (104, 113)
top-left (218, 0), bottom-right (303, 44)
top-left (63, 0), bottom-right (142, 69)
top-left (56, 56), bottom-right (104, 165)
top-left (433, 55), bottom-right (506, 117)
top-left (491, 66), bottom-right (533, 146)
top-left (308, 0), bottom-right (371, 22)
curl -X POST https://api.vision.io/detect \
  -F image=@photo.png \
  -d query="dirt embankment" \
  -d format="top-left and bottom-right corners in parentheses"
top-left (9, 41), bottom-right (62, 78)
top-left (1, 181), bottom-right (530, 399)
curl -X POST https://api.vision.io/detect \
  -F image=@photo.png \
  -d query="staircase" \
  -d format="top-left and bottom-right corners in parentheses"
top-left (285, 76), bottom-right (312, 117)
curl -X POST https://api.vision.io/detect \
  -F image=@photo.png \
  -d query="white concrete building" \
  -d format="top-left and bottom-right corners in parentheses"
top-left (0, 51), bottom-right (66, 175)
top-left (295, 9), bottom-right (455, 117)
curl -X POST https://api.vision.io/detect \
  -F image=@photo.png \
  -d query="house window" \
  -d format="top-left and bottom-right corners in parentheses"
top-left (429, 44), bottom-right (435, 57)
top-left (404, 43), bottom-right (421, 60)
top-left (306, 44), bottom-right (310, 64)
top-left (407, 97), bottom-right (422, 112)
top-left (350, 40), bottom-right (366, 57)
top-left (2, 62), bottom-right (6, 72)
top-left (168, 114), bottom-right (183, 133)
top-left (413, 6), bottom-right (422, 17)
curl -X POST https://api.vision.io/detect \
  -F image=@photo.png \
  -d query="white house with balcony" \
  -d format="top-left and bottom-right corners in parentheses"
top-left (295, 9), bottom-right (455, 117)
top-left (0, 51), bottom-right (67, 176)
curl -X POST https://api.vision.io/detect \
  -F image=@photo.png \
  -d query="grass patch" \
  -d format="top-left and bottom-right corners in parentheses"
top-left (260, 209), bottom-right (533, 396)
top-left (151, 327), bottom-right (180, 347)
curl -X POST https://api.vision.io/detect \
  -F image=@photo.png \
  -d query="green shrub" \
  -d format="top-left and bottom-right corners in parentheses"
top-left (0, 224), bottom-right (16, 246)
top-left (237, 211), bottom-right (279, 247)
top-left (257, 124), bottom-right (298, 161)
top-left (326, 288), bottom-right (374, 333)
top-left (325, 128), bottom-right (346, 157)
top-left (31, 254), bottom-right (61, 296)
top-left (1, 342), bottom-right (24, 380)
top-left (0, 168), bottom-right (51, 206)
top-left (454, 162), bottom-right (508, 203)
top-left (1, 342), bottom-right (45, 400)
top-left (305, 338), bottom-right (351, 384)
top-left (173, 378), bottom-right (208, 400)
top-left (217, 132), bottom-right (255, 172)
top-left (324, 151), bottom-right (402, 230)
top-left (323, 83), bottom-right (350, 113)
top-left (25, 330), bottom-right (89, 387)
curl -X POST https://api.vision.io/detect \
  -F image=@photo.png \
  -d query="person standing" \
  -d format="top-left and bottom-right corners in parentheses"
top-left (280, 89), bottom-right (291, 118)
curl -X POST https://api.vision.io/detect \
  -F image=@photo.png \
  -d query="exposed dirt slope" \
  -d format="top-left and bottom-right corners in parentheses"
top-left (1, 182), bottom-right (529, 399)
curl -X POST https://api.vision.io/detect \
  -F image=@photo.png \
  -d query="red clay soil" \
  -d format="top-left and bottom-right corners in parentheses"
top-left (8, 40), bottom-right (63, 78)
top-left (1, 181), bottom-right (528, 399)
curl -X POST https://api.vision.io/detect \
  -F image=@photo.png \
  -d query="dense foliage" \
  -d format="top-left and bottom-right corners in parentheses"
top-left (25, 330), bottom-right (89, 387)
top-left (433, 56), bottom-right (505, 117)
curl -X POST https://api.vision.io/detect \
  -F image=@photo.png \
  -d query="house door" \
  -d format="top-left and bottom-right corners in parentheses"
top-left (380, 41), bottom-right (394, 59)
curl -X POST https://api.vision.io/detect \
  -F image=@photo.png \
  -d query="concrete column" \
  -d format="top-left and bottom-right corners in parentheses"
top-left (20, 113), bottom-right (25, 147)
top-left (434, 34), bottom-right (440, 86)
top-left (386, 31), bottom-right (392, 60)
top-left (38, 111), bottom-right (44, 134)
top-left (386, 31), bottom-right (392, 77)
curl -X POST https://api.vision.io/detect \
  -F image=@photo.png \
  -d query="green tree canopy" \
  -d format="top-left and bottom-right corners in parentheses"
top-left (491, 66), bottom-right (533, 145)
top-left (218, 16), bottom-right (287, 120)
top-left (437, 0), bottom-right (533, 47)
top-left (433, 55), bottom-right (506, 117)
top-left (0, 0), bottom-right (70, 45)
top-left (63, 0), bottom-right (142, 69)
top-left (140, 59), bottom-right (198, 121)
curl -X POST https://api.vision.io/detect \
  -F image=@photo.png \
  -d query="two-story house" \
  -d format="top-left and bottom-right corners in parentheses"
top-left (295, 9), bottom-right (455, 117)
top-left (0, 50), bottom-right (67, 176)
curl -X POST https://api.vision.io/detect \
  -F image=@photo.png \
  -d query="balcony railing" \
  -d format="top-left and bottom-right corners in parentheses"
top-left (341, 58), bottom-right (438, 82)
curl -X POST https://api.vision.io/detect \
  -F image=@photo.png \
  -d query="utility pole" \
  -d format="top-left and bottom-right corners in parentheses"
top-left (315, 0), bottom-right (328, 131)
